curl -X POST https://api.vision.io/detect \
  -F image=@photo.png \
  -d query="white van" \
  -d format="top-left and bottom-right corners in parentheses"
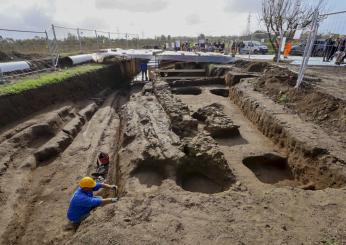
top-left (240, 41), bottom-right (268, 54)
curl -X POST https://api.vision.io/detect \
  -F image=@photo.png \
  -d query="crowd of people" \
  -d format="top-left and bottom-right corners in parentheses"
top-left (163, 39), bottom-right (227, 53)
top-left (323, 36), bottom-right (346, 65)
top-left (230, 41), bottom-right (246, 55)
top-left (157, 36), bottom-right (346, 66)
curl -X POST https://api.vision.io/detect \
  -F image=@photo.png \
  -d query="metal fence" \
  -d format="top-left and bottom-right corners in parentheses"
top-left (51, 24), bottom-right (139, 55)
top-left (0, 25), bottom-right (140, 80)
top-left (0, 28), bottom-right (55, 80)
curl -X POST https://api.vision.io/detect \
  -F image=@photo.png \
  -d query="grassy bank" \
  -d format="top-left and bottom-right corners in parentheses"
top-left (0, 64), bottom-right (104, 95)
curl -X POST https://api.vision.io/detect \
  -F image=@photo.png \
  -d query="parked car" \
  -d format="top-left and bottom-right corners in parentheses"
top-left (240, 41), bottom-right (268, 54)
top-left (290, 39), bottom-right (326, 57)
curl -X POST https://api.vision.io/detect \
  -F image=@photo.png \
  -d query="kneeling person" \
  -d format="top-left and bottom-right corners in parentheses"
top-left (67, 177), bottom-right (118, 224)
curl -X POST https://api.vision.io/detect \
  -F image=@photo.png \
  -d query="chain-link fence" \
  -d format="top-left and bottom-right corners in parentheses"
top-left (0, 28), bottom-right (55, 80)
top-left (0, 25), bottom-right (141, 80)
top-left (51, 24), bottom-right (139, 55)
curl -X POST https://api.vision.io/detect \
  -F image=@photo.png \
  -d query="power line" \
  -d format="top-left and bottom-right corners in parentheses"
top-left (321, 10), bottom-right (346, 17)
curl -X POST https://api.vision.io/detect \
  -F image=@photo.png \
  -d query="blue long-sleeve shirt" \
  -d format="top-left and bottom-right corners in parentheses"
top-left (67, 182), bottom-right (102, 223)
top-left (140, 63), bottom-right (148, 72)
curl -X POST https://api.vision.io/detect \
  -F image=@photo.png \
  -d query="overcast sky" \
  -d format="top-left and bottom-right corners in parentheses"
top-left (0, 0), bottom-right (345, 38)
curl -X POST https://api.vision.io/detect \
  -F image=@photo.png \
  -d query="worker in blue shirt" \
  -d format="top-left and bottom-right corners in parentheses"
top-left (67, 177), bottom-right (118, 224)
top-left (140, 62), bottom-right (148, 81)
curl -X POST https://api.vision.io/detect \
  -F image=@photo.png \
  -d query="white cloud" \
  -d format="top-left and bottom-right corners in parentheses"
top-left (78, 17), bottom-right (107, 30)
top-left (0, 0), bottom-right (283, 37)
top-left (224, 0), bottom-right (261, 13)
top-left (185, 14), bottom-right (201, 25)
top-left (0, 5), bottom-right (54, 31)
top-left (95, 0), bottom-right (169, 13)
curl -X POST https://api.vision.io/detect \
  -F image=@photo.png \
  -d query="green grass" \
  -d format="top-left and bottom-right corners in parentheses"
top-left (0, 64), bottom-right (104, 95)
top-left (278, 94), bottom-right (289, 105)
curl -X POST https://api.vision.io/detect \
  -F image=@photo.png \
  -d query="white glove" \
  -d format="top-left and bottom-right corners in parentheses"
top-left (111, 198), bottom-right (118, 203)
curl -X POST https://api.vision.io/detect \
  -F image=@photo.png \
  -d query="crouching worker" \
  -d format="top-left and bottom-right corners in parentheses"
top-left (67, 177), bottom-right (118, 225)
top-left (92, 152), bottom-right (110, 182)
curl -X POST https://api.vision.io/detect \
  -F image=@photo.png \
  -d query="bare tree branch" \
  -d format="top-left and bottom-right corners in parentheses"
top-left (261, 0), bottom-right (325, 58)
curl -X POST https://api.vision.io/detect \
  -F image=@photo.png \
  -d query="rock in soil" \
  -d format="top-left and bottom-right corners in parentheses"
top-left (192, 103), bottom-right (240, 138)
top-left (153, 81), bottom-right (198, 137)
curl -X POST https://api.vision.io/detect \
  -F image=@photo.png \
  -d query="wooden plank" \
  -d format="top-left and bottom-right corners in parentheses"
top-left (155, 69), bottom-right (205, 73)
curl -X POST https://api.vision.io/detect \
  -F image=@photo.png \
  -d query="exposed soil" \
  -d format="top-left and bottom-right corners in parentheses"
top-left (171, 86), bottom-right (202, 95)
top-left (253, 65), bottom-right (346, 147)
top-left (242, 153), bottom-right (295, 186)
top-left (0, 51), bottom-right (44, 62)
top-left (0, 60), bottom-right (138, 129)
top-left (209, 88), bottom-right (229, 97)
top-left (1, 60), bottom-right (346, 245)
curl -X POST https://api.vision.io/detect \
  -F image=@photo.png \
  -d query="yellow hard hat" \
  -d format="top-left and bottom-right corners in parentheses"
top-left (79, 177), bottom-right (96, 188)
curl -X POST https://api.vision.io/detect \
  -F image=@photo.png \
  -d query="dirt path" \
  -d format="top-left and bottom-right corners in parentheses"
top-left (0, 92), bottom-right (126, 245)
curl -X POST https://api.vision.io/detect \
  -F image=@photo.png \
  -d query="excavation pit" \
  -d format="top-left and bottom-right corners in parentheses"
top-left (180, 172), bottom-right (224, 194)
top-left (216, 134), bottom-right (248, 147)
top-left (176, 160), bottom-right (234, 195)
top-left (243, 153), bottom-right (294, 185)
top-left (131, 164), bottom-right (166, 188)
top-left (209, 89), bottom-right (229, 97)
top-left (171, 87), bottom-right (202, 95)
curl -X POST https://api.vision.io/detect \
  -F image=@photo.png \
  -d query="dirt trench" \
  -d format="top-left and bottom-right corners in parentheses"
top-left (66, 74), bottom-right (346, 244)
top-left (0, 90), bottom-right (130, 244)
top-left (2, 61), bottom-right (346, 244)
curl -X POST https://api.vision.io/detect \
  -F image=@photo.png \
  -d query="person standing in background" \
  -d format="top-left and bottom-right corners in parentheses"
top-left (140, 62), bottom-right (148, 81)
top-left (328, 37), bottom-right (340, 62)
top-left (283, 39), bottom-right (292, 59)
top-left (323, 36), bottom-right (334, 62)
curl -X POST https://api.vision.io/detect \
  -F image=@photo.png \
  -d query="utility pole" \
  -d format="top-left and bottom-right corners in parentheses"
top-left (95, 30), bottom-right (100, 50)
top-left (246, 13), bottom-right (251, 36)
top-left (51, 24), bottom-right (58, 67)
top-left (247, 13), bottom-right (252, 59)
top-left (77, 28), bottom-right (82, 52)
top-left (295, 10), bottom-right (319, 88)
top-left (276, 30), bottom-right (284, 64)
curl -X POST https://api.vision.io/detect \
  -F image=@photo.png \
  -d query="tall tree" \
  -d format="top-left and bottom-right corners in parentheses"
top-left (261, 0), bottom-right (324, 58)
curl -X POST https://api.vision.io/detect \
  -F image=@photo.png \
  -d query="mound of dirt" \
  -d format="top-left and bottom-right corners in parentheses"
top-left (245, 61), bottom-right (270, 73)
top-left (180, 133), bottom-right (236, 191)
top-left (192, 103), bottom-right (240, 138)
top-left (207, 65), bottom-right (233, 77)
top-left (225, 72), bottom-right (257, 86)
top-left (0, 51), bottom-right (10, 62)
top-left (0, 51), bottom-right (43, 62)
top-left (252, 66), bottom-right (346, 143)
top-left (233, 59), bottom-right (252, 68)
